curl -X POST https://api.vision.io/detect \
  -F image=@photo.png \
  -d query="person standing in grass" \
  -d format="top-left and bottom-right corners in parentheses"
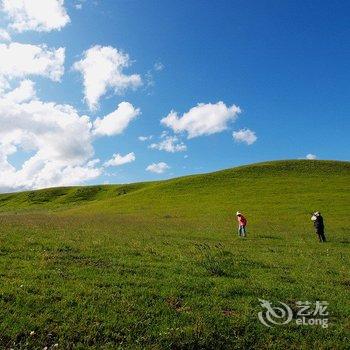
top-left (236, 211), bottom-right (247, 237)
top-left (311, 211), bottom-right (326, 242)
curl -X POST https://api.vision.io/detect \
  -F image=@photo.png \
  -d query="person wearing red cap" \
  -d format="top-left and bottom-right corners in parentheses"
top-left (236, 211), bottom-right (247, 237)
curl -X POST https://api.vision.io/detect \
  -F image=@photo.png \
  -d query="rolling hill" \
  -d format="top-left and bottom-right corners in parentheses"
top-left (0, 160), bottom-right (349, 349)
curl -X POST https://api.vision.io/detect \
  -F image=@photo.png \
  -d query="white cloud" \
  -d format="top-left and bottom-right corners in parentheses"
top-left (161, 101), bottom-right (241, 139)
top-left (149, 135), bottom-right (187, 153)
top-left (138, 135), bottom-right (153, 141)
top-left (3, 79), bottom-right (36, 103)
top-left (232, 128), bottom-right (257, 145)
top-left (0, 81), bottom-right (102, 192)
top-left (144, 62), bottom-right (164, 92)
top-left (305, 153), bottom-right (317, 160)
top-left (0, 79), bottom-right (140, 192)
top-left (1, 0), bottom-right (70, 32)
top-left (0, 42), bottom-right (65, 91)
top-left (0, 28), bottom-right (11, 41)
top-left (145, 70), bottom-right (154, 89)
top-left (146, 162), bottom-right (169, 174)
top-left (104, 152), bottom-right (135, 167)
top-left (75, 4), bottom-right (82, 10)
top-left (73, 45), bottom-right (142, 110)
top-left (93, 101), bottom-right (140, 137)
top-left (154, 62), bottom-right (164, 71)
top-left (0, 94), bottom-right (93, 162)
top-left (87, 158), bottom-right (100, 167)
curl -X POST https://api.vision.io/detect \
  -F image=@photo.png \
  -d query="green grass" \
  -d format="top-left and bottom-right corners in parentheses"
top-left (0, 160), bottom-right (349, 349)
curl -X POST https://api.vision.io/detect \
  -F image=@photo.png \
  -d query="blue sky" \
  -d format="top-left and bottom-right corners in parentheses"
top-left (0, 0), bottom-right (349, 191)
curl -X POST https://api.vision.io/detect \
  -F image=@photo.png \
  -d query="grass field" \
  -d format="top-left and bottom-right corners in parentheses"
top-left (0, 160), bottom-right (349, 349)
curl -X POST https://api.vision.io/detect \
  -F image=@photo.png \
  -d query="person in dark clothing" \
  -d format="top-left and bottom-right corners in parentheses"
top-left (311, 212), bottom-right (326, 242)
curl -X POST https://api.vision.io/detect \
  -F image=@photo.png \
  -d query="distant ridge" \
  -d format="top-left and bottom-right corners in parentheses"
top-left (0, 159), bottom-right (349, 213)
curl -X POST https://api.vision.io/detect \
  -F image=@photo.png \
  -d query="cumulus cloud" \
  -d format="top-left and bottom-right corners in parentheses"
top-left (104, 152), bottom-right (135, 167)
top-left (93, 102), bottom-right (140, 137)
top-left (146, 162), bottom-right (169, 174)
top-left (161, 101), bottom-right (241, 139)
top-left (0, 95), bottom-right (93, 167)
top-left (1, 0), bottom-right (70, 32)
top-left (0, 77), bottom-right (139, 192)
top-left (0, 84), bottom-right (137, 192)
top-left (232, 128), bottom-right (257, 145)
top-left (0, 42), bottom-right (65, 91)
top-left (305, 153), bottom-right (317, 160)
top-left (0, 82), bottom-right (102, 191)
top-left (3, 79), bottom-right (36, 103)
top-left (149, 135), bottom-right (187, 153)
top-left (73, 45), bottom-right (142, 110)
top-left (0, 28), bottom-right (11, 41)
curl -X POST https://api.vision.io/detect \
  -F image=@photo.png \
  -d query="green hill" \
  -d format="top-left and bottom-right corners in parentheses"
top-left (0, 160), bottom-right (349, 349)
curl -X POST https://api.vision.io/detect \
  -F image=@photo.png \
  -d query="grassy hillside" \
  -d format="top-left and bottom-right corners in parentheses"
top-left (0, 160), bottom-right (349, 349)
